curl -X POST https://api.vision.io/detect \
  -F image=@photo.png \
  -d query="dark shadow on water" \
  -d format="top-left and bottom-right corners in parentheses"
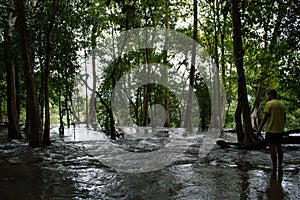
top-left (266, 170), bottom-right (284, 200)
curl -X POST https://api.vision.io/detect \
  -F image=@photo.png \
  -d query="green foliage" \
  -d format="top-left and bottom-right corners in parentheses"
top-left (0, 0), bottom-right (299, 133)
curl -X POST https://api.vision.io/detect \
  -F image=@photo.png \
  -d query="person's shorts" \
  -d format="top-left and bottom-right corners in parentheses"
top-left (265, 132), bottom-right (283, 144)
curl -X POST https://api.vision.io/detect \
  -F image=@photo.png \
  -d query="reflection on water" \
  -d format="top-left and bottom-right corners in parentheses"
top-left (266, 171), bottom-right (284, 200)
top-left (0, 128), bottom-right (299, 199)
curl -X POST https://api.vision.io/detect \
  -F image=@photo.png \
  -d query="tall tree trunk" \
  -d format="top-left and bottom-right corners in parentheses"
top-left (162, 0), bottom-right (170, 127)
top-left (65, 86), bottom-right (70, 129)
top-left (142, 49), bottom-right (151, 127)
top-left (43, 0), bottom-right (57, 146)
top-left (88, 25), bottom-right (97, 126)
top-left (200, 86), bottom-right (209, 130)
top-left (85, 52), bottom-right (89, 127)
top-left (213, 0), bottom-right (220, 130)
top-left (6, 62), bottom-right (22, 140)
top-left (38, 37), bottom-right (44, 128)
top-left (220, 0), bottom-right (229, 83)
top-left (231, 0), bottom-right (254, 143)
top-left (5, 11), bottom-right (22, 140)
top-left (64, 72), bottom-right (71, 129)
top-left (184, 0), bottom-right (197, 131)
top-left (15, 0), bottom-right (42, 147)
top-left (58, 87), bottom-right (64, 136)
top-left (215, 0), bottom-right (224, 133)
top-left (135, 89), bottom-right (141, 126)
top-left (142, 81), bottom-right (149, 126)
top-left (15, 63), bottom-right (21, 118)
top-left (98, 94), bottom-right (116, 140)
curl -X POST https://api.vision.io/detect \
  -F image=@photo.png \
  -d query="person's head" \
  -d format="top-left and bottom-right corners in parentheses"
top-left (267, 89), bottom-right (277, 100)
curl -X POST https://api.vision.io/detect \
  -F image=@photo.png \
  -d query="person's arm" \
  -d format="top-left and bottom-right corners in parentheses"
top-left (257, 112), bottom-right (270, 134)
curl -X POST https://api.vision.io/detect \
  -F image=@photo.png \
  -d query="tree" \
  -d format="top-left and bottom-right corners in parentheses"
top-left (15, 0), bottom-right (42, 147)
top-left (198, 0), bottom-right (231, 132)
top-left (4, 7), bottom-right (22, 139)
top-left (231, 0), bottom-right (255, 143)
top-left (88, 24), bottom-right (98, 127)
top-left (43, 0), bottom-right (58, 145)
top-left (242, 1), bottom-right (290, 131)
top-left (184, 0), bottom-right (197, 131)
top-left (162, 0), bottom-right (170, 127)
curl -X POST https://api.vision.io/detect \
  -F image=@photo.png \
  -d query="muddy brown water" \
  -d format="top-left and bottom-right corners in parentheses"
top-left (0, 127), bottom-right (299, 199)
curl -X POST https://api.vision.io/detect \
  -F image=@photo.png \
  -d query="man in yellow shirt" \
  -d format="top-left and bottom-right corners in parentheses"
top-left (258, 89), bottom-right (286, 172)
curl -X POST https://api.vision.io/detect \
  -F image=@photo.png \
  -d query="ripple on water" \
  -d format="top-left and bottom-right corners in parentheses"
top-left (0, 128), bottom-right (299, 199)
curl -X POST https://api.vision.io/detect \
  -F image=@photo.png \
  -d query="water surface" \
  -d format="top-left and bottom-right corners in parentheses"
top-left (0, 127), bottom-right (299, 199)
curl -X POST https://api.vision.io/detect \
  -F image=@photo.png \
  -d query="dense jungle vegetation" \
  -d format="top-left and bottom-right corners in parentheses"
top-left (0, 0), bottom-right (299, 146)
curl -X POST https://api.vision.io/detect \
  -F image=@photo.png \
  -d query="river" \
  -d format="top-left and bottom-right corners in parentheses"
top-left (0, 127), bottom-right (299, 199)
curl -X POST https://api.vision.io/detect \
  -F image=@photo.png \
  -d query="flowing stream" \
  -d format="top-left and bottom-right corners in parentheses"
top-left (0, 127), bottom-right (299, 199)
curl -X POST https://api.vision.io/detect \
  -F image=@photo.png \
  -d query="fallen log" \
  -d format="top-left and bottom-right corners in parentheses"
top-left (282, 136), bottom-right (300, 144)
top-left (216, 140), bottom-right (267, 150)
top-left (217, 136), bottom-right (300, 150)
top-left (223, 129), bottom-right (300, 135)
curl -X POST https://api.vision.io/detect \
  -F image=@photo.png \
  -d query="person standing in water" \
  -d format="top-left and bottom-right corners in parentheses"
top-left (258, 89), bottom-right (286, 172)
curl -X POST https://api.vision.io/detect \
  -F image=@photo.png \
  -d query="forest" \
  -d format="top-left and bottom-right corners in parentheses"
top-left (0, 0), bottom-right (299, 147)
